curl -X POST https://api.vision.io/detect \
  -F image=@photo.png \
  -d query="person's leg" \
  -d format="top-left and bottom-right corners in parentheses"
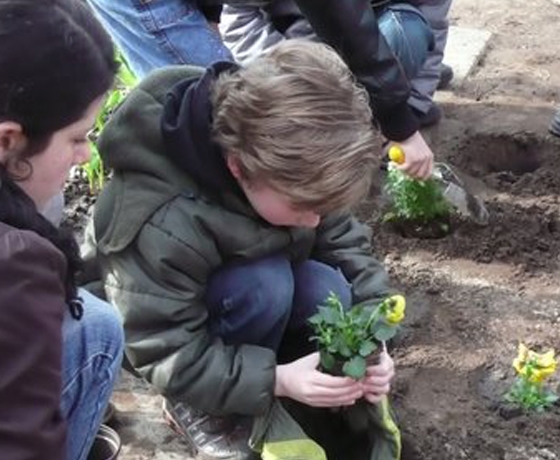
top-left (278, 260), bottom-right (352, 362)
top-left (377, 4), bottom-right (434, 82)
top-left (205, 254), bottom-right (295, 351)
top-left (408, 0), bottom-right (453, 115)
top-left (85, 0), bottom-right (233, 78)
top-left (60, 289), bottom-right (124, 460)
top-left (163, 255), bottom-right (294, 460)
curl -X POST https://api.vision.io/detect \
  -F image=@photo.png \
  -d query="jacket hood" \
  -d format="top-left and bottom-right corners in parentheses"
top-left (93, 64), bottom-right (240, 254)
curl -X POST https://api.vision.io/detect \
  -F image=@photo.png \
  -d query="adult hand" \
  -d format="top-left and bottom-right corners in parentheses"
top-left (361, 351), bottom-right (395, 404)
top-left (275, 352), bottom-right (363, 407)
top-left (391, 130), bottom-right (433, 180)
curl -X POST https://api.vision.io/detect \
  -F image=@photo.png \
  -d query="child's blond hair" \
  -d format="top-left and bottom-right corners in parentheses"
top-left (211, 40), bottom-right (380, 214)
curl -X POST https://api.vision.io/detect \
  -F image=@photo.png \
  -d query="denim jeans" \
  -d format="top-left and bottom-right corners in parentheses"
top-left (378, 4), bottom-right (434, 82)
top-left (60, 289), bottom-right (124, 460)
top-left (86, 0), bottom-right (432, 81)
top-left (205, 255), bottom-right (352, 359)
top-left (86, 0), bottom-right (233, 78)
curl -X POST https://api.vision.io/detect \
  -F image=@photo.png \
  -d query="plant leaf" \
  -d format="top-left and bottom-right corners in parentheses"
top-left (343, 356), bottom-right (367, 379)
top-left (320, 352), bottom-right (336, 372)
top-left (374, 323), bottom-right (397, 342)
top-left (359, 341), bottom-right (377, 357)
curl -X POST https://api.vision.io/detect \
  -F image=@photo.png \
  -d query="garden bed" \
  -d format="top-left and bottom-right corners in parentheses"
top-left (62, 0), bottom-right (560, 458)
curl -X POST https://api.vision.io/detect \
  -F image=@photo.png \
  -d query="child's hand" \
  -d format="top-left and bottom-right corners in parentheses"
top-left (361, 351), bottom-right (395, 404)
top-left (275, 352), bottom-right (363, 408)
top-left (393, 131), bottom-right (433, 180)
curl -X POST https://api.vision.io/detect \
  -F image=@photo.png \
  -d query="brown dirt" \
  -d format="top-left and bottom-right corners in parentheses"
top-left (357, 0), bottom-right (560, 458)
top-left (64, 0), bottom-right (560, 458)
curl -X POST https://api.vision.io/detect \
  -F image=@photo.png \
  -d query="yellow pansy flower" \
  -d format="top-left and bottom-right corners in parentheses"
top-left (513, 343), bottom-right (557, 384)
top-left (382, 295), bottom-right (406, 325)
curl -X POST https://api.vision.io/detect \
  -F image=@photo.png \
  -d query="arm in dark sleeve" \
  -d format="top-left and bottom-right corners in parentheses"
top-left (0, 230), bottom-right (67, 460)
top-left (294, 0), bottom-right (419, 140)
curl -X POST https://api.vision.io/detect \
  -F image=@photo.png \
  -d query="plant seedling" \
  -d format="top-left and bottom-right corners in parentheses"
top-left (81, 51), bottom-right (138, 192)
top-left (505, 343), bottom-right (558, 412)
top-left (384, 165), bottom-right (452, 227)
top-left (308, 293), bottom-right (406, 379)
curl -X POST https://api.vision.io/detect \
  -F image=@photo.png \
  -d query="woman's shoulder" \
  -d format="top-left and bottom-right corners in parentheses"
top-left (0, 221), bottom-right (66, 279)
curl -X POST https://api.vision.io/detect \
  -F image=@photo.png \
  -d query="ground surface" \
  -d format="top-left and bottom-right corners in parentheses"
top-left (69, 0), bottom-right (560, 458)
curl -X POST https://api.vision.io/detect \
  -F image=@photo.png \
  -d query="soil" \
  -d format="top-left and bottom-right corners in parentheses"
top-left (64, 0), bottom-right (560, 458)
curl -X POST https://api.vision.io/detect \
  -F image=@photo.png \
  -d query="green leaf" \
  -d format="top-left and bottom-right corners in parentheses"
top-left (373, 323), bottom-right (397, 342)
top-left (343, 356), bottom-right (367, 379)
top-left (359, 341), bottom-right (377, 357)
top-left (320, 352), bottom-right (336, 371)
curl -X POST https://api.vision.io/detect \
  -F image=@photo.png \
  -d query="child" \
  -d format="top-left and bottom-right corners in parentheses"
top-left (0, 1), bottom-right (124, 459)
top-left (88, 40), bottom-right (397, 459)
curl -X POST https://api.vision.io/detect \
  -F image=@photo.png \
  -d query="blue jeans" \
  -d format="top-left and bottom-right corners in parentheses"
top-left (60, 289), bottom-right (124, 460)
top-left (86, 0), bottom-right (431, 83)
top-left (378, 3), bottom-right (434, 82)
top-left (205, 255), bottom-right (352, 359)
top-left (86, 0), bottom-right (233, 78)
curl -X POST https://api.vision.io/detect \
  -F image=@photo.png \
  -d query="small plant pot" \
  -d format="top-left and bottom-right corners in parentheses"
top-left (87, 424), bottom-right (121, 460)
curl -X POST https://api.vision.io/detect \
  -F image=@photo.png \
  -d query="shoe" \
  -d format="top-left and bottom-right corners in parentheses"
top-left (162, 399), bottom-right (255, 460)
top-left (549, 108), bottom-right (560, 137)
top-left (437, 64), bottom-right (454, 90)
top-left (87, 424), bottom-right (121, 460)
top-left (412, 103), bottom-right (442, 128)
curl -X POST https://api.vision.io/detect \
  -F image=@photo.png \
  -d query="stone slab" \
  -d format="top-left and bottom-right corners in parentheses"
top-left (443, 26), bottom-right (492, 86)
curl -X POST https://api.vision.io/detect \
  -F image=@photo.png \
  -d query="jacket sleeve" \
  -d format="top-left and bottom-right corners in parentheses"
top-left (294, 0), bottom-right (419, 141)
top-left (0, 230), bottom-right (66, 460)
top-left (220, 5), bottom-right (285, 65)
top-left (312, 213), bottom-right (393, 305)
top-left (102, 208), bottom-right (276, 416)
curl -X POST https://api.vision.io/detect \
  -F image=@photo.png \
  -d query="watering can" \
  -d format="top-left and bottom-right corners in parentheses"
top-left (388, 146), bottom-right (490, 226)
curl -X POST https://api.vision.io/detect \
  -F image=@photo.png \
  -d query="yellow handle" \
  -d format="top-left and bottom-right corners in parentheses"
top-left (388, 145), bottom-right (405, 165)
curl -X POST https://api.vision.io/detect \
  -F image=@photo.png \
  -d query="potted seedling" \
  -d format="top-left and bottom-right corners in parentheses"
top-left (383, 156), bottom-right (452, 238)
top-left (504, 343), bottom-right (558, 412)
top-left (308, 293), bottom-right (406, 379)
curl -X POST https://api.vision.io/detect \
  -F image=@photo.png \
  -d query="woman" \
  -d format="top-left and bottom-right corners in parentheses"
top-left (0, 1), bottom-right (124, 459)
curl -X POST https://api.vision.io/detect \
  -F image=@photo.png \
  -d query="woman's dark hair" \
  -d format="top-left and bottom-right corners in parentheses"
top-left (0, 0), bottom-right (117, 316)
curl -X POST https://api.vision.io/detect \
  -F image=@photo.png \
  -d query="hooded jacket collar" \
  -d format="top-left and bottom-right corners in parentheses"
top-left (161, 61), bottom-right (242, 198)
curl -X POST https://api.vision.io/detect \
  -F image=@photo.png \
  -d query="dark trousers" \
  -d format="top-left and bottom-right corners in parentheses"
top-left (205, 255), bottom-right (352, 360)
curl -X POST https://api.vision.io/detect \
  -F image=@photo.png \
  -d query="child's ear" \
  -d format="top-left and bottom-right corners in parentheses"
top-left (0, 121), bottom-right (25, 163)
top-left (225, 153), bottom-right (243, 180)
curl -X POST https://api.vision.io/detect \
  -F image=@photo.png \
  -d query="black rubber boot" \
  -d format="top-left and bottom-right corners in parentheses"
top-left (437, 64), bottom-right (454, 90)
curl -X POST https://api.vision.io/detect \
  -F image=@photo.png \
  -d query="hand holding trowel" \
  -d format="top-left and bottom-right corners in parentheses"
top-left (388, 145), bottom-right (490, 225)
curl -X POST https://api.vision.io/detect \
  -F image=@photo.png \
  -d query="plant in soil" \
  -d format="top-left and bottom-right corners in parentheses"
top-left (383, 165), bottom-right (452, 237)
top-left (308, 293), bottom-right (406, 379)
top-left (504, 343), bottom-right (558, 412)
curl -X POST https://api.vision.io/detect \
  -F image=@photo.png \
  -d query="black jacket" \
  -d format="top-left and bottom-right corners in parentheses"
top-left (200, 0), bottom-right (420, 140)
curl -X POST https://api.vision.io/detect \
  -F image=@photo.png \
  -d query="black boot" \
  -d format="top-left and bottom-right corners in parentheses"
top-left (437, 63), bottom-right (454, 90)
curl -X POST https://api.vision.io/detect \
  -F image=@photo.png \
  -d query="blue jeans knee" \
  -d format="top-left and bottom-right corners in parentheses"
top-left (290, 260), bottom-right (352, 330)
top-left (61, 289), bottom-right (124, 460)
top-left (205, 255), bottom-right (294, 350)
top-left (378, 4), bottom-right (434, 81)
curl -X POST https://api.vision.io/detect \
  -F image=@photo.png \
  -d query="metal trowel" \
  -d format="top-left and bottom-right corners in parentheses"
top-left (388, 146), bottom-right (490, 225)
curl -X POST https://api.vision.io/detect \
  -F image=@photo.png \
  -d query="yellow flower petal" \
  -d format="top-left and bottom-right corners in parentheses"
top-left (384, 295), bottom-right (406, 325)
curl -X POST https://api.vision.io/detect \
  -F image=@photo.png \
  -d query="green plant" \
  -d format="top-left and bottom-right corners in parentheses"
top-left (308, 293), bottom-right (406, 379)
top-left (384, 166), bottom-right (451, 225)
top-left (505, 343), bottom-right (558, 412)
top-left (81, 52), bottom-right (137, 192)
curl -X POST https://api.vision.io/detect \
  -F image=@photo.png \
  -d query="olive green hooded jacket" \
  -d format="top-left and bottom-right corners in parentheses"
top-left (86, 65), bottom-right (397, 458)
